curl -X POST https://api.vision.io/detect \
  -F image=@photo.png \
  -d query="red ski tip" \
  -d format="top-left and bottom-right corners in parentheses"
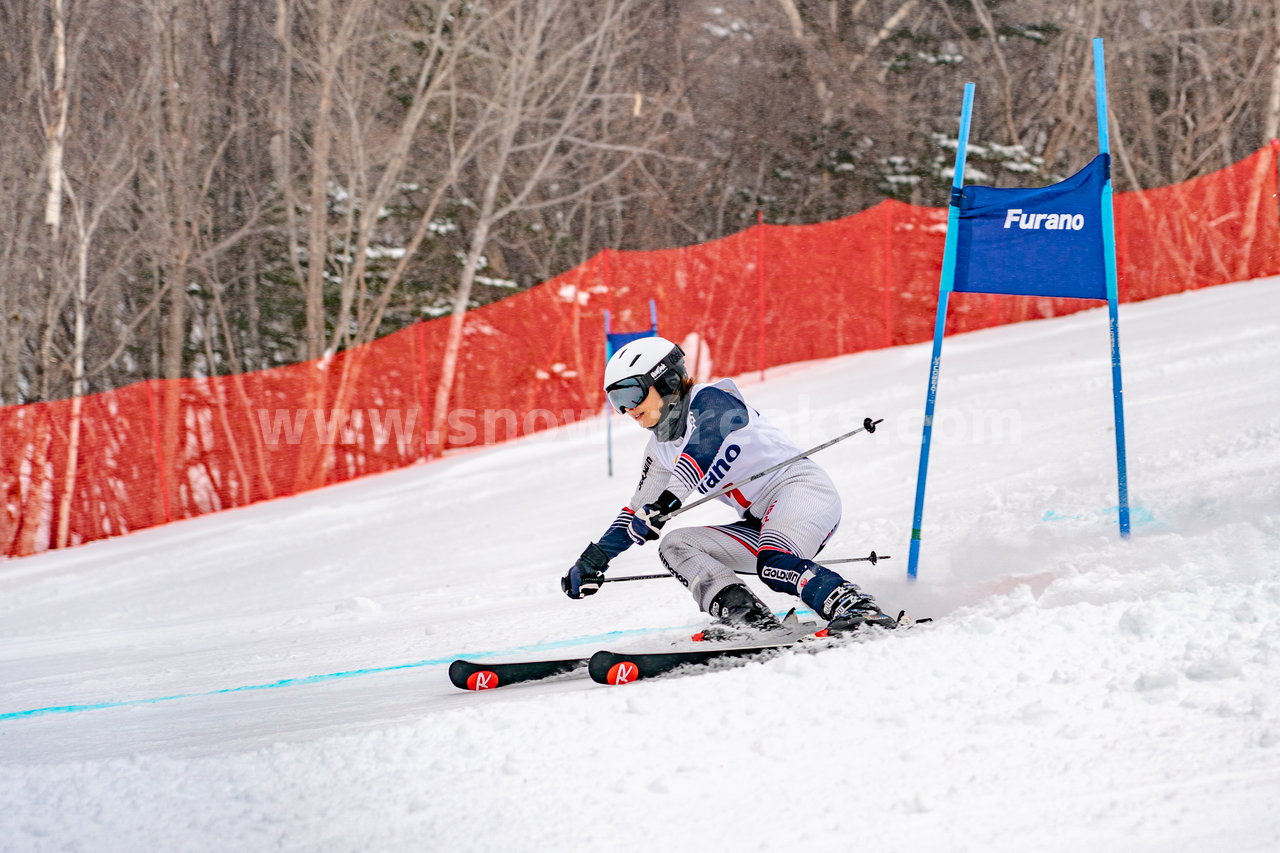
top-left (466, 670), bottom-right (500, 691)
top-left (606, 661), bottom-right (640, 685)
top-left (691, 632), bottom-right (706, 642)
top-left (813, 628), bottom-right (830, 638)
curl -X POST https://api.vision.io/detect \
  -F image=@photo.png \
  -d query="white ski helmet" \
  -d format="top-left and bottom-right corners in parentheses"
top-left (603, 336), bottom-right (688, 415)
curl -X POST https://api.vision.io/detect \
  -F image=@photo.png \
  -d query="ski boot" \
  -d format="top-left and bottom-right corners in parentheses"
top-left (700, 583), bottom-right (783, 642)
top-left (822, 583), bottom-right (898, 632)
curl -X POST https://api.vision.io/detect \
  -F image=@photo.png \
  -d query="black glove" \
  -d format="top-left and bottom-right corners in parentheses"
top-left (561, 542), bottom-right (609, 599)
top-left (627, 490), bottom-right (683, 546)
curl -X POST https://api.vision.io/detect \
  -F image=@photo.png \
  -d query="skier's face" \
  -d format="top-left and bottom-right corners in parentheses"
top-left (628, 387), bottom-right (663, 429)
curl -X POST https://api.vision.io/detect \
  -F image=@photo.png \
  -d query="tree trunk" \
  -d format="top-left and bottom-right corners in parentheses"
top-left (54, 206), bottom-right (92, 548)
top-left (429, 205), bottom-right (497, 458)
top-left (1266, 7), bottom-right (1280, 142)
top-left (304, 0), bottom-right (336, 363)
top-left (43, 0), bottom-right (68, 237)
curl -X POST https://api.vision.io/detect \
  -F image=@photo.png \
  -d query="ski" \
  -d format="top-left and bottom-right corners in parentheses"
top-left (448, 657), bottom-right (587, 691)
top-left (588, 627), bottom-right (823, 685)
top-left (587, 611), bottom-right (930, 685)
top-left (448, 613), bottom-right (930, 690)
top-left (447, 610), bottom-right (813, 691)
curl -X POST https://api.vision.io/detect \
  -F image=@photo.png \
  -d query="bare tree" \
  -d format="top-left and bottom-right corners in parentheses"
top-left (53, 156), bottom-right (139, 548)
top-left (1268, 4), bottom-right (1280, 141)
top-left (277, 0), bottom-right (486, 357)
top-left (427, 0), bottom-right (659, 456)
top-left (26, 0), bottom-right (148, 544)
top-left (0, 1), bottom-right (50, 404)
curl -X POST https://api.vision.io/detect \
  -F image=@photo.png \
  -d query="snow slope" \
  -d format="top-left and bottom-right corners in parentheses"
top-left (2, 278), bottom-right (1278, 852)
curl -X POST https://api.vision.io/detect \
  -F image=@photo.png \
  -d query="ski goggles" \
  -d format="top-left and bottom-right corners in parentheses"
top-left (605, 376), bottom-right (650, 414)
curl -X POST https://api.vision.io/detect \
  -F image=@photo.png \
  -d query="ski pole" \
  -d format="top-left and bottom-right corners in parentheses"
top-left (602, 573), bottom-right (672, 583)
top-left (657, 417), bottom-right (884, 524)
top-left (603, 551), bottom-right (887, 583)
top-left (823, 551), bottom-right (889, 566)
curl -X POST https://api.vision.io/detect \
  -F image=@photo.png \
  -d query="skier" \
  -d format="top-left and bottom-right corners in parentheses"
top-left (561, 336), bottom-right (894, 632)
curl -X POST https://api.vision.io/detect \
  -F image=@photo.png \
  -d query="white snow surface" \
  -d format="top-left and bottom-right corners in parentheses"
top-left (2, 278), bottom-right (1279, 852)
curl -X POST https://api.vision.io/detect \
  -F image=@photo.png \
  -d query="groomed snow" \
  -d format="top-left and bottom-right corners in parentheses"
top-left (2, 278), bottom-right (1278, 852)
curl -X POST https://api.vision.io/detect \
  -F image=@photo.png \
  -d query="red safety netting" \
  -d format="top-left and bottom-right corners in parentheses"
top-left (3, 144), bottom-right (1278, 557)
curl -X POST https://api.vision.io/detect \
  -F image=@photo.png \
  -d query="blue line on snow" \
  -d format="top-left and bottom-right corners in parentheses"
top-left (0, 610), bottom-right (813, 722)
top-left (1040, 505), bottom-right (1159, 526)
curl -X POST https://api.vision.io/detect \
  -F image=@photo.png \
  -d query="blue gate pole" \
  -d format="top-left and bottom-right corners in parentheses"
top-left (908, 82), bottom-right (975, 580)
top-left (1094, 38), bottom-right (1131, 537)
